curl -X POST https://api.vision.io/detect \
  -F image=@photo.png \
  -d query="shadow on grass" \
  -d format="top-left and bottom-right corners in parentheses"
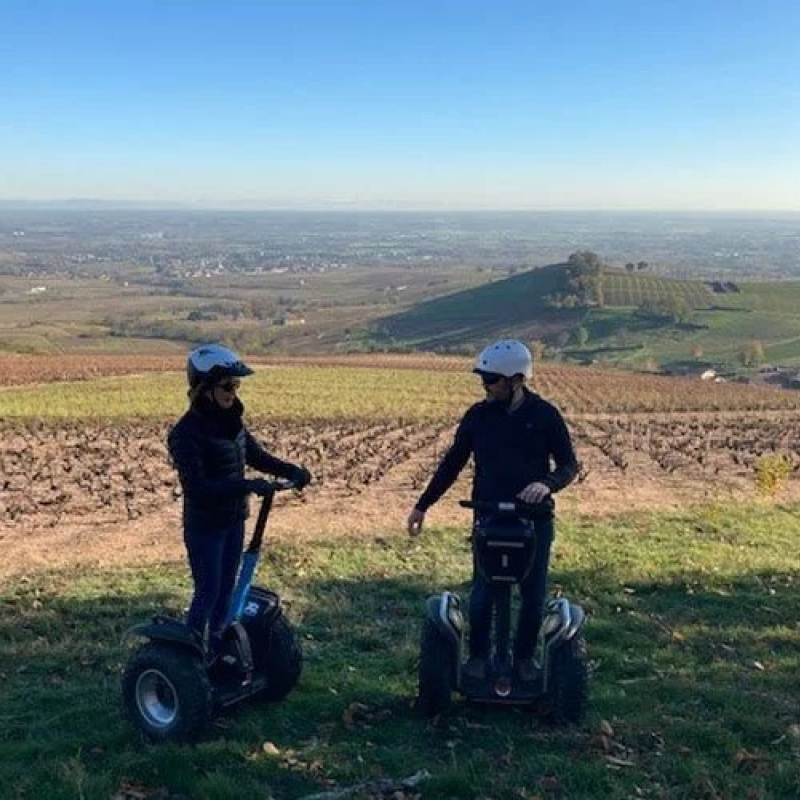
top-left (3, 554), bottom-right (800, 797)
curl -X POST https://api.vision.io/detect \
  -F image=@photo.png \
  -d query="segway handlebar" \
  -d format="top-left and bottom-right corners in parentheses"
top-left (458, 499), bottom-right (552, 520)
top-left (248, 478), bottom-right (300, 553)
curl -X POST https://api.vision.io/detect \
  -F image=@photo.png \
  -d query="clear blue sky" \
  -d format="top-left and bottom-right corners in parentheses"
top-left (2, 0), bottom-right (799, 210)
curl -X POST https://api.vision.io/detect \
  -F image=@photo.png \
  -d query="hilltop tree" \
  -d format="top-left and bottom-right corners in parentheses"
top-left (565, 251), bottom-right (606, 307)
top-left (567, 250), bottom-right (603, 275)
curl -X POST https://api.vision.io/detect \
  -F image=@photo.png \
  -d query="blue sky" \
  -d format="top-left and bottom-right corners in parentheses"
top-left (2, 1), bottom-right (799, 210)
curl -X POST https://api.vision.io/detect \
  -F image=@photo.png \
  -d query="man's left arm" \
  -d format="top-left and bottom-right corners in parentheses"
top-left (541, 410), bottom-right (580, 493)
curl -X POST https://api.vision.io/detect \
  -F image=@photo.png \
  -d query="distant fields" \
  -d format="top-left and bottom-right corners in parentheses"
top-left (3, 355), bottom-right (800, 420)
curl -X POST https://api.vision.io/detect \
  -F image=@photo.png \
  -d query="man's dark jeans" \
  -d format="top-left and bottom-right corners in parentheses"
top-left (468, 516), bottom-right (554, 662)
top-left (184, 519), bottom-right (245, 643)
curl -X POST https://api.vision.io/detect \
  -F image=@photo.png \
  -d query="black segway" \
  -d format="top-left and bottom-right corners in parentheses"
top-left (417, 499), bottom-right (588, 722)
top-left (122, 479), bottom-right (302, 742)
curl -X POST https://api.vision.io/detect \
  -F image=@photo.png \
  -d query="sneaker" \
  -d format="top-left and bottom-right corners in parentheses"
top-left (463, 656), bottom-right (487, 680)
top-left (514, 658), bottom-right (539, 683)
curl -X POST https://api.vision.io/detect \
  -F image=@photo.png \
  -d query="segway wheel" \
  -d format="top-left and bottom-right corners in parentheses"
top-left (547, 633), bottom-right (589, 724)
top-left (250, 612), bottom-right (303, 702)
top-left (417, 618), bottom-right (455, 718)
top-left (122, 641), bottom-right (212, 742)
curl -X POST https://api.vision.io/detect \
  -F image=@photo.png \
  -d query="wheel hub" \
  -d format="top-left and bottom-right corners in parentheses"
top-left (136, 668), bottom-right (179, 728)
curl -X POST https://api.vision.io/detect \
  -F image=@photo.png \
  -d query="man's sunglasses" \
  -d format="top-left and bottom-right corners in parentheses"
top-left (216, 381), bottom-right (240, 393)
top-left (480, 373), bottom-right (505, 386)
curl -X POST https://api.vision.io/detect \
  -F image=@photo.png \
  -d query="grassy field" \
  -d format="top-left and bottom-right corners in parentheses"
top-left (3, 503), bottom-right (800, 798)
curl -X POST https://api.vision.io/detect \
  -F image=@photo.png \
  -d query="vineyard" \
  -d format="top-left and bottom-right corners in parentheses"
top-left (2, 354), bottom-right (800, 562)
top-left (600, 272), bottom-right (714, 308)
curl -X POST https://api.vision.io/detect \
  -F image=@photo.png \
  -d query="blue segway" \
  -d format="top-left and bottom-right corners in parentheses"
top-left (122, 479), bottom-right (302, 742)
top-left (417, 499), bottom-right (588, 722)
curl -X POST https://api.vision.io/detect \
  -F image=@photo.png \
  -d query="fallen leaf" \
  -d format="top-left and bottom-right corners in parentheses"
top-left (262, 741), bottom-right (280, 756)
top-left (605, 755), bottom-right (635, 768)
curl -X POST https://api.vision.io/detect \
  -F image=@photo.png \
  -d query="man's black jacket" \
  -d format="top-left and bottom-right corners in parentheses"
top-left (415, 387), bottom-right (579, 513)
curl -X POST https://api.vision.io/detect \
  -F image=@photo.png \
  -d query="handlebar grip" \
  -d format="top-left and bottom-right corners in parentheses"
top-left (459, 499), bottom-right (552, 518)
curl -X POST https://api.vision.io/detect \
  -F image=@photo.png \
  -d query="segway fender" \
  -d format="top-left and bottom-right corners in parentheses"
top-left (425, 591), bottom-right (464, 646)
top-left (125, 615), bottom-right (204, 656)
top-left (541, 598), bottom-right (586, 692)
top-left (543, 597), bottom-right (585, 646)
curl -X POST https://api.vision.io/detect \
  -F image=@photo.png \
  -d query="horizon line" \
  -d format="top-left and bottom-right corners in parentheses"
top-left (1, 200), bottom-right (799, 215)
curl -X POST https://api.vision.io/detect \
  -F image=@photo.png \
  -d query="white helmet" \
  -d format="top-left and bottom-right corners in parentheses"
top-left (186, 343), bottom-right (254, 388)
top-left (473, 339), bottom-right (533, 379)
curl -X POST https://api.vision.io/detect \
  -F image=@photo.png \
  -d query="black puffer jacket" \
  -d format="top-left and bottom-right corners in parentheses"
top-left (168, 396), bottom-right (298, 526)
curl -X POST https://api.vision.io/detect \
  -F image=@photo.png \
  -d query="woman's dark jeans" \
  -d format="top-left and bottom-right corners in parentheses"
top-left (468, 516), bottom-right (554, 662)
top-left (184, 519), bottom-right (245, 644)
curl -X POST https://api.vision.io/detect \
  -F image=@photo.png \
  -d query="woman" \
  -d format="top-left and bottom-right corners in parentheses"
top-left (168, 343), bottom-right (311, 653)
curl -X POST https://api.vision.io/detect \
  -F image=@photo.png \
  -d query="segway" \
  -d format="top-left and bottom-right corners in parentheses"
top-left (417, 499), bottom-right (588, 722)
top-left (122, 479), bottom-right (302, 742)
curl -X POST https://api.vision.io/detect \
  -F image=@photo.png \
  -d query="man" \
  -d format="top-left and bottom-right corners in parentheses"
top-left (407, 339), bottom-right (579, 682)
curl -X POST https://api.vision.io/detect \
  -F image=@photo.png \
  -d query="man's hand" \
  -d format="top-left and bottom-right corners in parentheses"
top-left (407, 508), bottom-right (425, 537)
top-left (517, 481), bottom-right (551, 504)
top-left (290, 465), bottom-right (313, 490)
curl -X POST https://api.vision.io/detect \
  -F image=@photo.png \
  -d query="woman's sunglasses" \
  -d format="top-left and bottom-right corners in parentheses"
top-left (216, 381), bottom-right (240, 393)
top-left (480, 373), bottom-right (504, 386)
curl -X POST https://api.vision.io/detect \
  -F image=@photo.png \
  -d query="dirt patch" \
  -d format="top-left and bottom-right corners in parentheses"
top-left (1, 415), bottom-right (798, 581)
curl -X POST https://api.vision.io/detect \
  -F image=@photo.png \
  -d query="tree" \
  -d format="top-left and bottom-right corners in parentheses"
top-left (570, 325), bottom-right (589, 347)
top-left (691, 344), bottom-right (704, 361)
top-left (739, 340), bottom-right (765, 367)
top-left (665, 296), bottom-right (691, 324)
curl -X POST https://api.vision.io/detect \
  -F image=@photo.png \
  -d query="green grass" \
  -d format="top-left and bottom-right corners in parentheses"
top-left (3, 502), bottom-right (800, 798)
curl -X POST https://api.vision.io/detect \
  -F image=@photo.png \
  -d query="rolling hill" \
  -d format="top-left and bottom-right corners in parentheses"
top-left (372, 263), bottom-right (800, 377)
top-left (371, 262), bottom-right (583, 351)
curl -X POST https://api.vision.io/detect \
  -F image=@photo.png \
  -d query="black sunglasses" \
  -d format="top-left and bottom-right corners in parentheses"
top-left (480, 373), bottom-right (504, 386)
top-left (217, 381), bottom-right (240, 393)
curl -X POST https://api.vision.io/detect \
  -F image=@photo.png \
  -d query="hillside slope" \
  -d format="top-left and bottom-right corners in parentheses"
top-left (372, 263), bottom-right (800, 374)
top-left (373, 263), bottom-right (582, 351)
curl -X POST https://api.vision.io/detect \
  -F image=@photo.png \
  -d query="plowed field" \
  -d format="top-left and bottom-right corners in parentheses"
top-left (3, 354), bottom-right (800, 580)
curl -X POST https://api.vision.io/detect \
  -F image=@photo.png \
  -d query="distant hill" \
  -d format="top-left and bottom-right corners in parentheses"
top-left (372, 262), bottom-right (583, 351)
top-left (371, 261), bottom-right (800, 377)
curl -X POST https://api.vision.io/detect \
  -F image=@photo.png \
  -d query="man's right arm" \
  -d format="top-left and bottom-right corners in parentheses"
top-left (414, 412), bottom-right (474, 513)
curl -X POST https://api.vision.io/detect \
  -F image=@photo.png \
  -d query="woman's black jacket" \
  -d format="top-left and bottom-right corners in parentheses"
top-left (168, 397), bottom-right (297, 527)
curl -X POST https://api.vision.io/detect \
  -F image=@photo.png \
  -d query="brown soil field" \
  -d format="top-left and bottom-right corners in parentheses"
top-left (3, 411), bottom-right (799, 582)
